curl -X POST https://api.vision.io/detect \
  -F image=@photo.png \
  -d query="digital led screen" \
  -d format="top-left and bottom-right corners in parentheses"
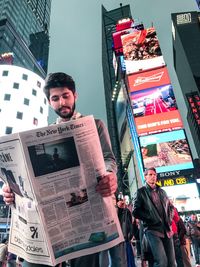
top-left (162, 183), bottom-right (200, 212)
top-left (186, 92), bottom-right (200, 126)
top-left (130, 84), bottom-right (183, 135)
top-left (127, 67), bottom-right (170, 93)
top-left (121, 27), bottom-right (165, 74)
top-left (113, 22), bottom-right (144, 56)
top-left (139, 129), bottom-right (194, 173)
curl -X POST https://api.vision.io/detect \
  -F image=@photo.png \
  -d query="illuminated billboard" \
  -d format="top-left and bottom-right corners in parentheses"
top-left (121, 27), bottom-right (165, 74)
top-left (162, 183), bottom-right (200, 212)
top-left (0, 52), bottom-right (14, 65)
top-left (112, 22), bottom-right (144, 56)
top-left (130, 83), bottom-right (183, 135)
top-left (186, 91), bottom-right (200, 126)
top-left (127, 67), bottom-right (170, 92)
top-left (139, 129), bottom-right (194, 173)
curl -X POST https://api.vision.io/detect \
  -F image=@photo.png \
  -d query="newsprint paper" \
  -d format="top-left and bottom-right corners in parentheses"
top-left (0, 115), bottom-right (124, 266)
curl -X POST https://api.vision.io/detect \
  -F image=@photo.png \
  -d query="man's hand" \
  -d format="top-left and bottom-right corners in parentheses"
top-left (2, 184), bottom-right (15, 205)
top-left (96, 172), bottom-right (117, 197)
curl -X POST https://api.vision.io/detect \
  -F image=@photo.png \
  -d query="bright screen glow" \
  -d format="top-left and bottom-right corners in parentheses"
top-left (130, 84), bottom-right (183, 135)
top-left (139, 129), bottom-right (194, 173)
top-left (121, 27), bottom-right (165, 74)
top-left (163, 183), bottom-right (200, 212)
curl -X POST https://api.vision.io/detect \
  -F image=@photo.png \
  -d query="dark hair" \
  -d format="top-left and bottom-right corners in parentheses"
top-left (2, 238), bottom-right (7, 243)
top-left (144, 167), bottom-right (157, 176)
top-left (43, 72), bottom-right (76, 100)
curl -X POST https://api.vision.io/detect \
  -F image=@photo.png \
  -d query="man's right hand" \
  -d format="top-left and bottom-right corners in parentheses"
top-left (2, 184), bottom-right (15, 205)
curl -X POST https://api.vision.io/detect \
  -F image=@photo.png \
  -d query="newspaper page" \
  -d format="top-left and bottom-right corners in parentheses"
top-left (0, 115), bottom-right (124, 266)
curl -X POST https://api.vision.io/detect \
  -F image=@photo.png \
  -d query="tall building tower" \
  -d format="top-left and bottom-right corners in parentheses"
top-left (102, 5), bottom-right (133, 192)
top-left (172, 11), bottom-right (200, 157)
top-left (102, 5), bottom-right (200, 212)
top-left (0, 0), bottom-right (51, 77)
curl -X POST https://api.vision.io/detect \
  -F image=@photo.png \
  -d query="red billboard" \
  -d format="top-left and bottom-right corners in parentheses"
top-left (129, 82), bottom-right (183, 135)
top-left (121, 27), bottom-right (165, 74)
top-left (127, 67), bottom-right (170, 92)
top-left (186, 92), bottom-right (200, 126)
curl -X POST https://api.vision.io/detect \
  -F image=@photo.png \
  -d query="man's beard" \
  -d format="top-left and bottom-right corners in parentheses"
top-left (55, 102), bottom-right (76, 119)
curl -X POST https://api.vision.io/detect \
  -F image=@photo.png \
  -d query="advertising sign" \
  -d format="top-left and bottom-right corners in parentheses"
top-left (121, 27), bottom-right (165, 74)
top-left (186, 91), bottom-right (200, 126)
top-left (129, 82), bottom-right (183, 135)
top-left (139, 129), bottom-right (194, 173)
top-left (162, 183), bottom-right (200, 212)
top-left (0, 52), bottom-right (14, 65)
top-left (127, 67), bottom-right (170, 92)
top-left (113, 22), bottom-right (144, 56)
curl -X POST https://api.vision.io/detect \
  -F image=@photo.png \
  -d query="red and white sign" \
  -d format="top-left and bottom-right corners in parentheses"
top-left (127, 67), bottom-right (170, 92)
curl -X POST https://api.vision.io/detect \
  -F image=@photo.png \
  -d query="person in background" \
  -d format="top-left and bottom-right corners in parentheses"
top-left (7, 252), bottom-right (17, 267)
top-left (177, 216), bottom-right (192, 267)
top-left (2, 72), bottom-right (118, 267)
top-left (187, 214), bottom-right (200, 267)
top-left (117, 198), bottom-right (136, 267)
top-left (132, 167), bottom-right (176, 267)
top-left (0, 238), bottom-right (8, 267)
top-left (171, 206), bottom-right (184, 267)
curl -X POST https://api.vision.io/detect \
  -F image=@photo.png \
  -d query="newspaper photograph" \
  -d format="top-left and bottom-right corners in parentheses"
top-left (0, 115), bottom-right (124, 266)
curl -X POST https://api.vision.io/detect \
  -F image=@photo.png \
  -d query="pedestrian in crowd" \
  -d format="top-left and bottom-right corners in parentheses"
top-left (132, 167), bottom-right (176, 267)
top-left (132, 218), bottom-right (141, 259)
top-left (171, 206), bottom-right (184, 267)
top-left (2, 72), bottom-right (118, 267)
top-left (117, 197), bottom-right (136, 267)
top-left (99, 194), bottom-right (127, 267)
top-left (0, 238), bottom-right (8, 267)
top-left (187, 214), bottom-right (200, 267)
top-left (139, 221), bottom-right (153, 267)
top-left (177, 217), bottom-right (192, 267)
top-left (7, 252), bottom-right (17, 267)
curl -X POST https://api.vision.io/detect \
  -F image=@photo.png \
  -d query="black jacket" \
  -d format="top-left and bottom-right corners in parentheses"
top-left (132, 184), bottom-right (174, 232)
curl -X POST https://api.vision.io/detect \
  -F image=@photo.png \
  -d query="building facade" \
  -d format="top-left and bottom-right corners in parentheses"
top-left (102, 5), bottom-right (200, 211)
top-left (0, 0), bottom-right (51, 77)
top-left (102, 5), bottom-right (134, 193)
top-left (0, 65), bottom-right (48, 135)
top-left (172, 11), bottom-right (200, 157)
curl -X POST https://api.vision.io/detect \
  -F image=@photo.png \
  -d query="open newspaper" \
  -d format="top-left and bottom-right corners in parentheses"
top-left (0, 115), bottom-right (124, 266)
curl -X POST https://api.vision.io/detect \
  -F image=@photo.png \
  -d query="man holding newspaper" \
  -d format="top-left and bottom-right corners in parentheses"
top-left (3, 72), bottom-right (118, 267)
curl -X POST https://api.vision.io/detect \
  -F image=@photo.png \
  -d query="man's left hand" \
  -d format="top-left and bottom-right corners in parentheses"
top-left (96, 172), bottom-right (117, 197)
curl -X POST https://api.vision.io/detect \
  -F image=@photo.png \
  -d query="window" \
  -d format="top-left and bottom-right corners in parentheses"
top-left (16, 112), bottom-right (23, 120)
top-left (32, 89), bottom-right (37, 96)
top-left (13, 83), bottom-right (19, 89)
top-left (24, 98), bottom-right (30, 106)
top-left (44, 98), bottom-right (47, 105)
top-left (33, 118), bottom-right (38, 126)
top-left (22, 74), bottom-right (28, 80)
top-left (2, 70), bottom-right (8, 76)
top-left (37, 81), bottom-right (41, 88)
top-left (40, 107), bottom-right (43, 114)
top-left (5, 127), bottom-right (13, 134)
top-left (4, 94), bottom-right (11, 101)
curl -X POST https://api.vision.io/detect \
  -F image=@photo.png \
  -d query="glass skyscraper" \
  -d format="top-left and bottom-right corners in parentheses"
top-left (0, 0), bottom-right (51, 76)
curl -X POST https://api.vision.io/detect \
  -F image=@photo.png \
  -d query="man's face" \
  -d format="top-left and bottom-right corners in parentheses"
top-left (145, 169), bottom-right (157, 188)
top-left (49, 87), bottom-right (77, 119)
